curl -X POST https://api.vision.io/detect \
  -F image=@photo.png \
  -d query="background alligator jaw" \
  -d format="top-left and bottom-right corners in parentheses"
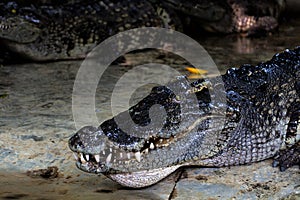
top-left (0, 17), bottom-right (41, 43)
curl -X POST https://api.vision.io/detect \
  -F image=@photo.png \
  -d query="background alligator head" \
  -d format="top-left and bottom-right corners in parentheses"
top-left (0, 0), bottom-right (164, 61)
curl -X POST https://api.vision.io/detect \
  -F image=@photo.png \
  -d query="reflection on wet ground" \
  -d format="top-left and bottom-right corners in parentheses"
top-left (0, 18), bottom-right (299, 199)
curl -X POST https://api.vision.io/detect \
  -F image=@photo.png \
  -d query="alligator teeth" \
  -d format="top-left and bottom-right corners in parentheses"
top-left (106, 153), bottom-right (112, 164)
top-left (120, 152), bottom-right (123, 158)
top-left (127, 153), bottom-right (131, 159)
top-left (135, 152), bottom-right (141, 162)
top-left (144, 148), bottom-right (149, 154)
top-left (94, 154), bottom-right (100, 162)
top-left (150, 143), bottom-right (155, 149)
top-left (80, 153), bottom-right (87, 164)
top-left (84, 154), bottom-right (90, 161)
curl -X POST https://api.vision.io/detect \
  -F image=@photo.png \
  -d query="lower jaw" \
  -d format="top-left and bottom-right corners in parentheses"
top-left (106, 165), bottom-right (183, 188)
top-left (74, 155), bottom-right (183, 188)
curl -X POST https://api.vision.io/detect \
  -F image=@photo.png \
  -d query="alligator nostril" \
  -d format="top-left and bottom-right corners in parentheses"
top-left (69, 126), bottom-right (98, 150)
top-left (69, 133), bottom-right (83, 150)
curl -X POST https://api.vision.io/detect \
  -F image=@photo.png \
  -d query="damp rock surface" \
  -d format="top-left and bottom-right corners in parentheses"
top-left (173, 162), bottom-right (299, 200)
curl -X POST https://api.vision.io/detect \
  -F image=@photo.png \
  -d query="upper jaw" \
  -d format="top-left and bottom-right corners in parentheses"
top-left (70, 142), bottom-right (146, 174)
top-left (71, 149), bottom-right (183, 188)
top-left (73, 152), bottom-right (110, 174)
top-left (69, 126), bottom-right (157, 173)
top-left (69, 123), bottom-right (191, 176)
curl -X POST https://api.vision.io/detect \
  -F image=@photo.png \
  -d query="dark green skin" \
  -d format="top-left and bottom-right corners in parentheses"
top-left (0, 0), bottom-right (165, 61)
top-left (0, 0), bottom-right (284, 61)
top-left (69, 47), bottom-right (300, 188)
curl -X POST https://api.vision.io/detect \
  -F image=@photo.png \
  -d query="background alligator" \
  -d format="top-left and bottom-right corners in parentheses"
top-left (69, 47), bottom-right (300, 188)
top-left (0, 0), bottom-right (285, 61)
top-left (0, 0), bottom-right (165, 61)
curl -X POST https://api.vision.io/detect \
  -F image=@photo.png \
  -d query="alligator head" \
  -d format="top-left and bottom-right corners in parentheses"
top-left (69, 76), bottom-right (235, 188)
top-left (0, 14), bottom-right (41, 43)
top-left (0, 2), bottom-right (52, 60)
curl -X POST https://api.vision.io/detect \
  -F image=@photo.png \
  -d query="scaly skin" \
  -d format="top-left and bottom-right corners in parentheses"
top-left (69, 47), bottom-right (300, 188)
top-left (0, 0), bottom-right (165, 61)
top-left (0, 0), bottom-right (285, 61)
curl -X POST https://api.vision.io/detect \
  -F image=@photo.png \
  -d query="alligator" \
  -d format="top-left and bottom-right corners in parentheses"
top-left (69, 47), bottom-right (300, 188)
top-left (0, 0), bottom-right (285, 61)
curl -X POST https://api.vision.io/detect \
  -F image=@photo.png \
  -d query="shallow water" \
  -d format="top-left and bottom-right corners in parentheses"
top-left (0, 18), bottom-right (300, 199)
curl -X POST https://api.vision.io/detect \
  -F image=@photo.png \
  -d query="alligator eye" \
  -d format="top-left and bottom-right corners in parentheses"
top-left (11, 9), bottom-right (16, 14)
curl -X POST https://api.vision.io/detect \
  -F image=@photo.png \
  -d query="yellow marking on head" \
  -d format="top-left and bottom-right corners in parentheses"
top-left (185, 67), bottom-right (208, 75)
